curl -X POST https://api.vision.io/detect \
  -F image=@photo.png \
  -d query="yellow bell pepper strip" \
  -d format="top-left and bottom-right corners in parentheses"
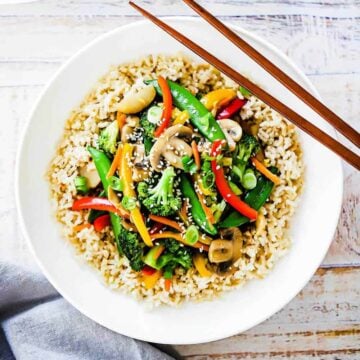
top-left (250, 157), bottom-right (281, 185)
top-left (121, 143), bottom-right (153, 247)
top-left (193, 253), bottom-right (213, 277)
top-left (142, 269), bottom-right (162, 289)
top-left (149, 214), bottom-right (182, 232)
top-left (200, 89), bottom-right (236, 111)
top-left (173, 109), bottom-right (190, 125)
top-left (151, 232), bottom-right (209, 252)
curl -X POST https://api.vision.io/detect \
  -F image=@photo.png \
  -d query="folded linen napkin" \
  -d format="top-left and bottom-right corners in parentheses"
top-left (0, 262), bottom-right (174, 360)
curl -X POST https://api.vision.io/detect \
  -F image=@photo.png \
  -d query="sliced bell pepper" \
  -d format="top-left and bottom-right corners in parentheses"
top-left (211, 140), bottom-right (258, 221)
top-left (121, 143), bottom-right (153, 247)
top-left (217, 97), bottom-right (247, 120)
top-left (142, 265), bottom-right (157, 276)
top-left (72, 197), bottom-right (128, 218)
top-left (193, 253), bottom-right (213, 277)
top-left (200, 89), bottom-right (236, 111)
top-left (93, 214), bottom-right (111, 232)
top-left (154, 76), bottom-right (172, 137)
top-left (251, 157), bottom-right (281, 185)
top-left (143, 270), bottom-right (162, 289)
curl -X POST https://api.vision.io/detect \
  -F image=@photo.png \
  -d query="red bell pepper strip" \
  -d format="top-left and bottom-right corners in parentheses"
top-left (72, 197), bottom-right (129, 218)
top-left (93, 214), bottom-right (111, 232)
top-left (142, 265), bottom-right (157, 276)
top-left (154, 76), bottom-right (173, 137)
top-left (216, 97), bottom-right (247, 120)
top-left (149, 222), bottom-right (165, 235)
top-left (211, 140), bottom-right (258, 220)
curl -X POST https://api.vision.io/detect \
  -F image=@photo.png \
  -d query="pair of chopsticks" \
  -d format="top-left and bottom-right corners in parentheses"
top-left (129, 0), bottom-right (360, 170)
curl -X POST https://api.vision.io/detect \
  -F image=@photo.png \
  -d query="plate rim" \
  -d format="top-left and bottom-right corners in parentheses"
top-left (15, 17), bottom-right (344, 345)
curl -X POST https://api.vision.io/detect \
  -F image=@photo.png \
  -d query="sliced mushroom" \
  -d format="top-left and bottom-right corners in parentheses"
top-left (218, 119), bottom-right (243, 151)
top-left (79, 161), bottom-right (101, 188)
top-left (149, 124), bottom-right (193, 171)
top-left (163, 137), bottom-right (193, 168)
top-left (208, 240), bottom-right (233, 263)
top-left (118, 85), bottom-right (156, 114)
top-left (132, 144), bottom-right (148, 182)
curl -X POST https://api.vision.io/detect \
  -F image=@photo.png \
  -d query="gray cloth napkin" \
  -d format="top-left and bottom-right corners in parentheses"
top-left (0, 262), bottom-right (175, 360)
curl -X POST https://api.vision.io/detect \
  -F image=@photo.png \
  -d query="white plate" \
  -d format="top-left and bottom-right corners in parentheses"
top-left (15, 18), bottom-right (343, 345)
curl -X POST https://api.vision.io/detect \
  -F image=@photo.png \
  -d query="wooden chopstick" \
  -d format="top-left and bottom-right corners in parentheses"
top-left (182, 0), bottom-right (360, 149)
top-left (129, 1), bottom-right (360, 171)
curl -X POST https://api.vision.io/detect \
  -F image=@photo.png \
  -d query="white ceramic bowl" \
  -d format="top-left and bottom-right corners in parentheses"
top-left (16, 18), bottom-right (343, 345)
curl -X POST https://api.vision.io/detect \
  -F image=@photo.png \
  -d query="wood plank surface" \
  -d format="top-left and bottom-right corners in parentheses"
top-left (0, 1), bottom-right (358, 358)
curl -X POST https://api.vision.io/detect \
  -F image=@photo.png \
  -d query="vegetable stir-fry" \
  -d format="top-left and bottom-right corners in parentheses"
top-left (72, 77), bottom-right (281, 291)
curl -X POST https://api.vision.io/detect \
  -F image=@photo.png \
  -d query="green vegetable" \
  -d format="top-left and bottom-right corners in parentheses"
top-left (140, 111), bottom-right (156, 155)
top-left (184, 225), bottom-right (199, 245)
top-left (143, 244), bottom-right (163, 270)
top-left (108, 176), bottom-right (123, 192)
top-left (229, 181), bottom-right (242, 195)
top-left (147, 105), bottom-right (163, 124)
top-left (87, 147), bottom-right (122, 252)
top-left (179, 174), bottom-right (217, 236)
top-left (121, 196), bottom-right (137, 210)
top-left (74, 176), bottom-right (89, 195)
top-left (241, 168), bottom-right (257, 190)
top-left (146, 79), bottom-right (226, 142)
top-left (202, 171), bottom-right (215, 189)
top-left (137, 166), bottom-right (181, 216)
top-left (233, 134), bottom-right (260, 180)
top-left (219, 169), bottom-right (278, 228)
top-left (98, 121), bottom-right (119, 155)
top-left (156, 239), bottom-right (193, 270)
top-left (239, 86), bottom-right (251, 97)
top-left (211, 200), bottom-right (227, 223)
top-left (118, 225), bottom-right (144, 271)
top-left (182, 155), bottom-right (198, 174)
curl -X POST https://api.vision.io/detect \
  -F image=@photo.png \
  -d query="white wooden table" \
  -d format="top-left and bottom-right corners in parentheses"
top-left (1, 1), bottom-right (359, 358)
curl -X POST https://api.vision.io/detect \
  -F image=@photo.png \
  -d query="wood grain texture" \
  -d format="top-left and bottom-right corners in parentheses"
top-left (0, 0), bottom-right (358, 357)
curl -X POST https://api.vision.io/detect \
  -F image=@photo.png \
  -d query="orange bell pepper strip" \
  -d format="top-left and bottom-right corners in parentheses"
top-left (121, 143), bottom-right (153, 247)
top-left (154, 76), bottom-right (172, 137)
top-left (200, 89), bottom-right (236, 111)
top-left (251, 157), bottom-right (281, 185)
top-left (151, 232), bottom-right (209, 252)
top-left (149, 214), bottom-right (182, 232)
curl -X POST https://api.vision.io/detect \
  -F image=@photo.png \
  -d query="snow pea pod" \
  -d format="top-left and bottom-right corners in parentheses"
top-left (219, 169), bottom-right (278, 228)
top-left (145, 79), bottom-right (226, 142)
top-left (179, 174), bottom-right (217, 236)
top-left (87, 147), bottom-right (122, 252)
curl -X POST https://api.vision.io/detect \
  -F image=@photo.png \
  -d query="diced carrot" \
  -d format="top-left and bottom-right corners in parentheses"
top-left (116, 112), bottom-right (127, 130)
top-left (251, 157), bottom-right (281, 185)
top-left (191, 140), bottom-right (201, 170)
top-left (107, 144), bottom-right (123, 178)
top-left (151, 232), bottom-right (209, 252)
top-left (73, 223), bottom-right (91, 232)
top-left (164, 278), bottom-right (172, 291)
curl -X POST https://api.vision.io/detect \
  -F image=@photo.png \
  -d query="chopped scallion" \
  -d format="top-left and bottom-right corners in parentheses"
top-left (184, 225), bottom-right (199, 245)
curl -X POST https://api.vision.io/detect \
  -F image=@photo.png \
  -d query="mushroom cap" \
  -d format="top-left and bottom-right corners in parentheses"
top-left (149, 124), bottom-right (193, 171)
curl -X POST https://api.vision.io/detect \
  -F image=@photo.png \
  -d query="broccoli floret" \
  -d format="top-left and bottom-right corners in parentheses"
top-left (157, 239), bottom-right (193, 272)
top-left (118, 225), bottom-right (144, 271)
top-left (233, 134), bottom-right (260, 180)
top-left (140, 111), bottom-right (156, 139)
top-left (137, 167), bottom-right (181, 216)
top-left (98, 120), bottom-right (119, 155)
